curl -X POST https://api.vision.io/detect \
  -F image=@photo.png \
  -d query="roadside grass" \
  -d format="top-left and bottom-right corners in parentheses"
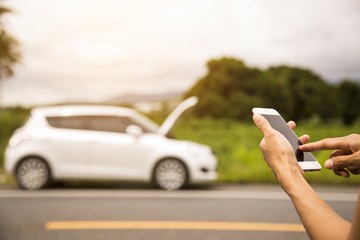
top-left (0, 168), bottom-right (15, 187)
top-left (172, 117), bottom-right (360, 185)
top-left (1, 106), bottom-right (359, 186)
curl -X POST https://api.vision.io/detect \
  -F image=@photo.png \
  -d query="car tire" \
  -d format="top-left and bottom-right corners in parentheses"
top-left (154, 159), bottom-right (188, 191)
top-left (16, 157), bottom-right (51, 190)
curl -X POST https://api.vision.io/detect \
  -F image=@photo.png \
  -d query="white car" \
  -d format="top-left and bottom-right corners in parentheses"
top-left (4, 97), bottom-right (217, 190)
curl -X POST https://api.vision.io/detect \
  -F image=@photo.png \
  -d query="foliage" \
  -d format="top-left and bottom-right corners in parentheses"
top-left (0, 107), bottom-right (30, 167)
top-left (0, 30), bottom-right (21, 78)
top-left (0, 4), bottom-right (21, 79)
top-left (184, 57), bottom-right (360, 125)
top-left (0, 108), bottom-right (359, 185)
top-left (338, 80), bottom-right (360, 125)
top-left (172, 117), bottom-right (360, 185)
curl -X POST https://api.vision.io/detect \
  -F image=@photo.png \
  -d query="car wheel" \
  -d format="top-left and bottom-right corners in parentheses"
top-left (16, 157), bottom-right (51, 190)
top-left (154, 159), bottom-right (187, 191)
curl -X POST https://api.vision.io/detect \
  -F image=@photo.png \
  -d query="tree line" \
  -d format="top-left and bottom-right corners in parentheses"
top-left (0, 3), bottom-right (21, 107)
top-left (184, 57), bottom-right (360, 125)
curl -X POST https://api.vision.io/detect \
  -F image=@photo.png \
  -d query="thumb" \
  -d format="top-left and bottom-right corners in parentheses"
top-left (332, 151), bottom-right (360, 169)
top-left (330, 154), bottom-right (354, 169)
top-left (253, 114), bottom-right (273, 136)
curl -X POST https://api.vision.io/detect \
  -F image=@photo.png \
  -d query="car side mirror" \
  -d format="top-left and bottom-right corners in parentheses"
top-left (125, 125), bottom-right (143, 137)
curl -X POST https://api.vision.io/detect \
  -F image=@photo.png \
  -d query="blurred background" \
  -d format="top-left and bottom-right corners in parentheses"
top-left (1, 0), bottom-right (360, 186)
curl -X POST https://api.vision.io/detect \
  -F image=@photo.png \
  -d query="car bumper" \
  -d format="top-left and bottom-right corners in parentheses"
top-left (190, 164), bottom-right (218, 183)
top-left (4, 146), bottom-right (19, 176)
top-left (191, 171), bottom-right (218, 184)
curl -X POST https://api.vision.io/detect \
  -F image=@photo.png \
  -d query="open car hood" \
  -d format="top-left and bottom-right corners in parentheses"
top-left (158, 96), bottom-right (198, 136)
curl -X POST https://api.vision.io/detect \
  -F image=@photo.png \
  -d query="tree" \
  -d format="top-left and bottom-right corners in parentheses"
top-left (265, 66), bottom-right (340, 121)
top-left (184, 57), bottom-right (352, 123)
top-left (184, 57), bottom-right (265, 120)
top-left (0, 4), bottom-right (21, 107)
top-left (338, 79), bottom-right (360, 125)
top-left (0, 30), bottom-right (21, 78)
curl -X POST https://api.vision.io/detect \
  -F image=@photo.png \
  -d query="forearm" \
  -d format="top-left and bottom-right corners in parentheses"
top-left (253, 114), bottom-right (355, 239)
top-left (348, 192), bottom-right (360, 240)
top-left (279, 172), bottom-right (351, 240)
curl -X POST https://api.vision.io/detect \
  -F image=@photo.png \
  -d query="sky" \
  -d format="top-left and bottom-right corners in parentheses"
top-left (2, 0), bottom-right (360, 106)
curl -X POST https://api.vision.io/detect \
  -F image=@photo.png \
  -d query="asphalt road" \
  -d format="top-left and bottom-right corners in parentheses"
top-left (0, 184), bottom-right (357, 240)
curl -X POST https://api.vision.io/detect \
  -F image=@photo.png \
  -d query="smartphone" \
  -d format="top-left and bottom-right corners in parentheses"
top-left (252, 107), bottom-right (321, 171)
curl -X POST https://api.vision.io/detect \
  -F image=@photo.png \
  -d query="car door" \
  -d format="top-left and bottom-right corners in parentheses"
top-left (85, 115), bottom-right (151, 180)
top-left (45, 116), bottom-right (93, 178)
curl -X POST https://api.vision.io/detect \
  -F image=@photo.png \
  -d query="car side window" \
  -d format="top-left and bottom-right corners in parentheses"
top-left (46, 115), bottom-right (143, 133)
top-left (87, 116), bottom-right (132, 133)
top-left (46, 116), bottom-right (86, 130)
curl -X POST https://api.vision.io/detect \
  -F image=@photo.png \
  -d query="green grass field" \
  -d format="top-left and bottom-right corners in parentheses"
top-left (172, 117), bottom-right (360, 185)
top-left (1, 107), bottom-right (359, 186)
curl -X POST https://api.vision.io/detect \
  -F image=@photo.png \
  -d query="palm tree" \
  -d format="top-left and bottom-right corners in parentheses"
top-left (0, 4), bottom-right (21, 107)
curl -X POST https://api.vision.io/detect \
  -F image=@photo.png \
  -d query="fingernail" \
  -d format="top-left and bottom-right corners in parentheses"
top-left (324, 159), bottom-right (334, 169)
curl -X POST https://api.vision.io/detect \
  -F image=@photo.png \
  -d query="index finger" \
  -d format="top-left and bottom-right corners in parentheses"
top-left (299, 137), bottom-right (349, 152)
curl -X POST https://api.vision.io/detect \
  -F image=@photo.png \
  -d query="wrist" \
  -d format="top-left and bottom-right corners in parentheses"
top-left (279, 171), bottom-right (307, 194)
top-left (273, 164), bottom-right (306, 194)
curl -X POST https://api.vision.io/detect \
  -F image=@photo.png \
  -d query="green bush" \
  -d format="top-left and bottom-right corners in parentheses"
top-left (172, 117), bottom-right (360, 185)
top-left (185, 57), bottom-right (360, 124)
top-left (0, 107), bottom-right (30, 166)
top-left (1, 107), bottom-right (359, 185)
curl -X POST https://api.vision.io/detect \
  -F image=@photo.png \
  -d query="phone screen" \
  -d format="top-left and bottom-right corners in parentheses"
top-left (261, 114), bottom-right (317, 162)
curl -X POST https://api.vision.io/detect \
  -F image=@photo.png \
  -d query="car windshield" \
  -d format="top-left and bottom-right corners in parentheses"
top-left (131, 113), bottom-right (159, 133)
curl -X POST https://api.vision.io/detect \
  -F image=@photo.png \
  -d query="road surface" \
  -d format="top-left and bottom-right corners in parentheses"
top-left (0, 184), bottom-right (357, 240)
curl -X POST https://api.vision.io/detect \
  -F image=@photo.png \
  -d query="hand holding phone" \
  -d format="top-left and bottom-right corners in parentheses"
top-left (252, 108), bottom-right (321, 171)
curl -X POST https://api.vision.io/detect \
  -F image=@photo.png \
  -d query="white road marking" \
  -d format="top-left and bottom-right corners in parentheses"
top-left (0, 189), bottom-right (357, 202)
